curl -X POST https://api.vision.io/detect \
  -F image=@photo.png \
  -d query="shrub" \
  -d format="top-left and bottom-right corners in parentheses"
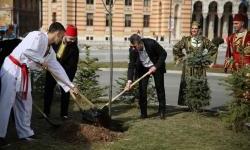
top-left (185, 76), bottom-right (211, 111)
top-left (31, 70), bottom-right (46, 99)
top-left (184, 49), bottom-right (212, 111)
top-left (221, 66), bottom-right (250, 132)
top-left (75, 45), bottom-right (107, 102)
top-left (115, 73), bottom-right (157, 104)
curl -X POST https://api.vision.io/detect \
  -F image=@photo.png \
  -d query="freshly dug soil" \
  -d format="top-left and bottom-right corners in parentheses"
top-left (57, 120), bottom-right (122, 143)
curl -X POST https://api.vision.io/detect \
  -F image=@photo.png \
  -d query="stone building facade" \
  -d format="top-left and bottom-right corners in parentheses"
top-left (42, 0), bottom-right (249, 43)
top-left (42, 0), bottom-right (192, 43)
top-left (192, 0), bottom-right (249, 41)
top-left (0, 0), bottom-right (42, 36)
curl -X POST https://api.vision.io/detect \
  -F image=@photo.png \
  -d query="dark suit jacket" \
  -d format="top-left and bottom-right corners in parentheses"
top-left (52, 41), bottom-right (79, 79)
top-left (127, 38), bottom-right (167, 80)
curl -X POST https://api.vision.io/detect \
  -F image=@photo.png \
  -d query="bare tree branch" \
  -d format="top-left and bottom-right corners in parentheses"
top-left (101, 0), bottom-right (116, 13)
top-left (101, 0), bottom-right (110, 13)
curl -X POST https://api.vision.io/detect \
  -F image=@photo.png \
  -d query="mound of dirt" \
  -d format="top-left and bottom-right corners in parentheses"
top-left (57, 120), bottom-right (122, 143)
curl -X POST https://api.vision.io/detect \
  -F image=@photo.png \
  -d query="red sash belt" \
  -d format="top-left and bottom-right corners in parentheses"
top-left (232, 52), bottom-right (250, 69)
top-left (9, 55), bottom-right (29, 100)
top-left (243, 55), bottom-right (250, 65)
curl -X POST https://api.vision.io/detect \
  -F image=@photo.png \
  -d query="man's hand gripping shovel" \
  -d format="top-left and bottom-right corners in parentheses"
top-left (70, 71), bottom-right (151, 126)
top-left (100, 71), bottom-right (151, 110)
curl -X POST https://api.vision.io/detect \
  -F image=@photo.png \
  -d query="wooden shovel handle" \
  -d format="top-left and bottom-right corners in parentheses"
top-left (70, 91), bottom-right (95, 108)
top-left (101, 71), bottom-right (151, 109)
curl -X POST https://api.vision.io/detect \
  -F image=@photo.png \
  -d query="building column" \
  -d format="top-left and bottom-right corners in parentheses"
top-left (48, 0), bottom-right (52, 26)
top-left (62, 0), bottom-right (67, 26)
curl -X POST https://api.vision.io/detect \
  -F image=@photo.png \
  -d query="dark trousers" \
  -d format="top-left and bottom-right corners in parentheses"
top-left (138, 67), bottom-right (166, 116)
top-left (43, 71), bottom-right (75, 117)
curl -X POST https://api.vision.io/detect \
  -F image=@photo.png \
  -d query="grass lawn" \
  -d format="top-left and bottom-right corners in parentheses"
top-left (4, 98), bottom-right (250, 150)
top-left (80, 61), bottom-right (226, 73)
top-left (1, 61), bottom-right (239, 150)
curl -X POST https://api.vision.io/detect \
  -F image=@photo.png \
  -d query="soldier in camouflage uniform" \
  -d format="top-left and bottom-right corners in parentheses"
top-left (173, 21), bottom-right (217, 106)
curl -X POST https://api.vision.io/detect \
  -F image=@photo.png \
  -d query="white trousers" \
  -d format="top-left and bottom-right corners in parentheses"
top-left (0, 68), bottom-right (34, 138)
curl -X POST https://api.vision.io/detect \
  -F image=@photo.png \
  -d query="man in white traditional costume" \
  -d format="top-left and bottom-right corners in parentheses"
top-left (0, 22), bottom-right (79, 147)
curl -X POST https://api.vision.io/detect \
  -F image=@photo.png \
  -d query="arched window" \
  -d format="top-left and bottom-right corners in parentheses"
top-left (239, 2), bottom-right (248, 14)
top-left (206, 1), bottom-right (218, 40)
top-left (221, 2), bottom-right (233, 37)
top-left (238, 2), bottom-right (248, 28)
top-left (192, 1), bottom-right (203, 32)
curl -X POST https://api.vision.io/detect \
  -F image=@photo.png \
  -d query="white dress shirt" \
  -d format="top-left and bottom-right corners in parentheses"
top-left (138, 46), bottom-right (153, 68)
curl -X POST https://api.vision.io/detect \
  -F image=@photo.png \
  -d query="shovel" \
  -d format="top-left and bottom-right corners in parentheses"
top-left (98, 71), bottom-right (150, 126)
top-left (70, 91), bottom-right (110, 126)
top-left (70, 71), bottom-right (150, 126)
top-left (33, 101), bottom-right (61, 128)
top-left (30, 70), bottom-right (61, 128)
top-left (70, 92), bottom-right (96, 109)
top-left (101, 71), bottom-right (151, 110)
top-left (27, 54), bottom-right (100, 125)
top-left (41, 65), bottom-right (102, 124)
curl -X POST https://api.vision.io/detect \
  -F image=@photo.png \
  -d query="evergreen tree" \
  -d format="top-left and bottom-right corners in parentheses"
top-left (222, 66), bottom-right (250, 132)
top-left (30, 70), bottom-right (46, 99)
top-left (185, 49), bottom-right (212, 111)
top-left (75, 45), bottom-right (107, 102)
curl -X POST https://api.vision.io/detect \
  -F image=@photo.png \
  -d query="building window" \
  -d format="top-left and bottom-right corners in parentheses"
top-left (105, 37), bottom-right (109, 40)
top-left (143, 15), bottom-right (150, 27)
top-left (86, 0), bottom-right (94, 4)
top-left (52, 0), bottom-right (56, 2)
top-left (124, 37), bottom-right (128, 41)
top-left (125, 14), bottom-right (131, 27)
top-left (106, 0), bottom-right (113, 5)
top-left (52, 12), bottom-right (57, 22)
top-left (31, 0), bottom-right (33, 10)
top-left (28, 0), bottom-right (32, 10)
top-left (106, 14), bottom-right (110, 26)
top-left (144, 0), bottom-right (150, 6)
top-left (24, 0), bottom-right (27, 8)
top-left (86, 13), bottom-right (93, 26)
top-left (86, 36), bottom-right (94, 40)
top-left (125, 0), bottom-right (132, 6)
top-left (32, 0), bottom-right (37, 11)
top-left (160, 36), bottom-right (164, 41)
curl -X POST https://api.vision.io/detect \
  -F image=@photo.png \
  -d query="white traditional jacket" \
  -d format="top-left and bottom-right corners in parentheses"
top-left (0, 31), bottom-right (74, 92)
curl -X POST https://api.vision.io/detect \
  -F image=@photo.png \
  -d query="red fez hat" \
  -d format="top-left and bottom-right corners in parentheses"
top-left (233, 13), bottom-right (246, 22)
top-left (65, 25), bottom-right (77, 37)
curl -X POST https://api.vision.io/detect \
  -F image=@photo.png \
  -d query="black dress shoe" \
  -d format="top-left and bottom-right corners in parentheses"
top-left (140, 114), bottom-right (148, 119)
top-left (61, 115), bottom-right (70, 121)
top-left (38, 113), bottom-right (50, 119)
top-left (0, 138), bottom-right (10, 148)
top-left (159, 112), bottom-right (166, 120)
top-left (20, 135), bottom-right (38, 142)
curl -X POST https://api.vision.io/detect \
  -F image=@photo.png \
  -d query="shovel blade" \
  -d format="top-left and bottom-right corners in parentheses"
top-left (81, 106), bottom-right (111, 127)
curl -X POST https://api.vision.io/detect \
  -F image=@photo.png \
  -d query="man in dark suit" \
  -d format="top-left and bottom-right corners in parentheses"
top-left (125, 34), bottom-right (167, 119)
top-left (43, 25), bottom-right (79, 119)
